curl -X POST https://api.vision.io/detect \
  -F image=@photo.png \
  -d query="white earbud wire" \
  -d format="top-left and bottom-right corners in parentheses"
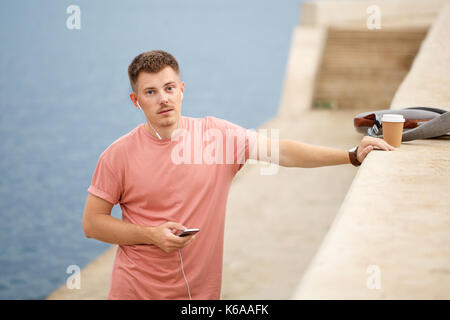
top-left (178, 249), bottom-right (192, 300)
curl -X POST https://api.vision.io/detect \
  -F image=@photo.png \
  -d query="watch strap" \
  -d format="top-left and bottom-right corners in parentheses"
top-left (348, 147), bottom-right (362, 167)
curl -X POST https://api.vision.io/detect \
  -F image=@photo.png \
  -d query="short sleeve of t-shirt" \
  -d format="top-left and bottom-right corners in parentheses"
top-left (87, 151), bottom-right (123, 205)
top-left (205, 116), bottom-right (257, 172)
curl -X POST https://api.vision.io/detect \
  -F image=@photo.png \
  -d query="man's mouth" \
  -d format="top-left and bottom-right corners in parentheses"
top-left (158, 108), bottom-right (173, 114)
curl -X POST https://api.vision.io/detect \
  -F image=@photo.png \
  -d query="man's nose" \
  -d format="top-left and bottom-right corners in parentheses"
top-left (159, 92), bottom-right (169, 104)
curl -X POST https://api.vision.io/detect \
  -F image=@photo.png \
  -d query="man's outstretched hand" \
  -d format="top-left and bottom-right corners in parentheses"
top-left (357, 136), bottom-right (396, 163)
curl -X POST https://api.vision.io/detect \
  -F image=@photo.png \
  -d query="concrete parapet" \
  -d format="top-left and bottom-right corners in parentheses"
top-left (292, 139), bottom-right (450, 299)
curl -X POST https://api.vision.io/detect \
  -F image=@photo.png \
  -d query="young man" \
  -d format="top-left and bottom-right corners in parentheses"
top-left (83, 50), bottom-right (394, 300)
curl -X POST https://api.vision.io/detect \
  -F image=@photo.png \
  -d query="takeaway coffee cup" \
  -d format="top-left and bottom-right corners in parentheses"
top-left (381, 114), bottom-right (405, 148)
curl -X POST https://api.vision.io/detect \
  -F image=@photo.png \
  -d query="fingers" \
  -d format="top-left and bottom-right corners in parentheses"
top-left (164, 234), bottom-right (196, 253)
top-left (357, 137), bottom-right (396, 163)
top-left (162, 222), bottom-right (198, 252)
top-left (180, 234), bottom-right (196, 247)
top-left (153, 221), bottom-right (199, 253)
top-left (363, 136), bottom-right (395, 151)
top-left (377, 138), bottom-right (395, 151)
top-left (165, 221), bottom-right (185, 232)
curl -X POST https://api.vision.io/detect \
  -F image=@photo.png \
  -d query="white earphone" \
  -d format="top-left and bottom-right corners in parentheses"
top-left (136, 100), bottom-right (163, 140)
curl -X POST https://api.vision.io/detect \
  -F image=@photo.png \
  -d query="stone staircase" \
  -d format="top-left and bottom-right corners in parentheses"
top-left (313, 28), bottom-right (428, 110)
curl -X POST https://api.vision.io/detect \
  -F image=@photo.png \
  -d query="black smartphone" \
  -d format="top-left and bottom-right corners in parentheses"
top-left (176, 228), bottom-right (200, 237)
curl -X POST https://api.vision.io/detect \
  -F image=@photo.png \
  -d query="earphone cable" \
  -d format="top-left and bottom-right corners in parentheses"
top-left (178, 249), bottom-right (192, 300)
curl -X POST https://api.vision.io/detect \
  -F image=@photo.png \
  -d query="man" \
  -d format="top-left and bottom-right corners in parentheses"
top-left (83, 50), bottom-right (394, 300)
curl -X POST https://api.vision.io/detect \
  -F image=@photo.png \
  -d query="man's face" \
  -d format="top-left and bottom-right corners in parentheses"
top-left (132, 66), bottom-right (184, 128)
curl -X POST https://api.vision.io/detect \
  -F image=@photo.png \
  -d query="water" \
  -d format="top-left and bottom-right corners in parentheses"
top-left (0, 0), bottom-right (303, 299)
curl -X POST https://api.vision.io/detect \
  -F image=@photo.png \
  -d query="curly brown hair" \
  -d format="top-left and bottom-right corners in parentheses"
top-left (128, 50), bottom-right (180, 92)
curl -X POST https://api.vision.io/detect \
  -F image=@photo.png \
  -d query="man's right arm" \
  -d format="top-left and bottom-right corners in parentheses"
top-left (82, 193), bottom-right (195, 252)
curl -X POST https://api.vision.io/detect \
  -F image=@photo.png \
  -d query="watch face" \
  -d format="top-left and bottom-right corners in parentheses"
top-left (349, 146), bottom-right (357, 152)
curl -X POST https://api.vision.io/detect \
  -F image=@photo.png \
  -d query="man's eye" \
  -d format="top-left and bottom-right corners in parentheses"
top-left (167, 86), bottom-right (173, 91)
top-left (146, 90), bottom-right (153, 95)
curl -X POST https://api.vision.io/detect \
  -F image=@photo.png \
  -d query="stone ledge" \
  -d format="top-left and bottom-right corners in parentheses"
top-left (292, 138), bottom-right (450, 299)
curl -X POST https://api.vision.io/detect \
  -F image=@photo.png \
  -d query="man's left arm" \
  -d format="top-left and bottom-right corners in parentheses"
top-left (251, 135), bottom-right (395, 168)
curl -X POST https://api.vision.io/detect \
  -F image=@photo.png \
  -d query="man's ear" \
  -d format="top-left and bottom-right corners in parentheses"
top-left (180, 81), bottom-right (185, 99)
top-left (129, 92), bottom-right (139, 109)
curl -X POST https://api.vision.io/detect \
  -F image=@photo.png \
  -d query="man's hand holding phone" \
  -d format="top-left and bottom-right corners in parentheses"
top-left (147, 221), bottom-right (198, 253)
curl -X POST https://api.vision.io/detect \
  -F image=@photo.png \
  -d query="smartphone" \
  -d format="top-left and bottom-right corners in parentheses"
top-left (177, 228), bottom-right (200, 237)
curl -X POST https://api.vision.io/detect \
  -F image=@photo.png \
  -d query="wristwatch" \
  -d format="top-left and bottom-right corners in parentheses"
top-left (348, 146), bottom-right (362, 167)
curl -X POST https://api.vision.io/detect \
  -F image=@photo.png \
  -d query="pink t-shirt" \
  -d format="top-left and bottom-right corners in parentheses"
top-left (87, 116), bottom-right (257, 299)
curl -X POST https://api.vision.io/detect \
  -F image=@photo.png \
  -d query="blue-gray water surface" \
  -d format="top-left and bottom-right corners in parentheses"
top-left (0, 0), bottom-right (302, 299)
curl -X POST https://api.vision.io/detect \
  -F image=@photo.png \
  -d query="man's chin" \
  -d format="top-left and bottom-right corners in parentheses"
top-left (158, 116), bottom-right (178, 128)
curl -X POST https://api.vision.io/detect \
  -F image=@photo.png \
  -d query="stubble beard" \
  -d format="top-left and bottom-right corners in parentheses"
top-left (159, 117), bottom-right (177, 127)
top-left (157, 109), bottom-right (180, 128)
